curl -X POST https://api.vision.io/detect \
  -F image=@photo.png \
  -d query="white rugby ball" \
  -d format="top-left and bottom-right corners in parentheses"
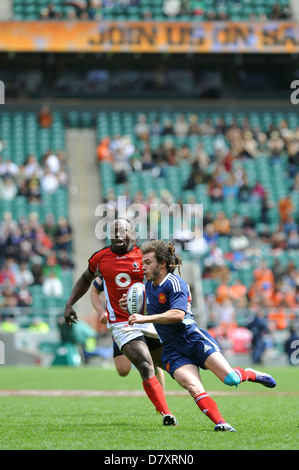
top-left (127, 282), bottom-right (147, 316)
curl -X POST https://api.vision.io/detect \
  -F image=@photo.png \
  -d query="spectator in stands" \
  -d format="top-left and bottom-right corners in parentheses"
top-left (40, 2), bottom-right (62, 19)
top-left (57, 249), bottom-right (75, 270)
top-left (278, 196), bottom-right (294, 224)
top-left (204, 223), bottom-right (220, 246)
top-left (23, 154), bottom-right (42, 179)
top-left (271, 228), bottom-right (287, 252)
top-left (213, 211), bottom-right (231, 236)
top-left (29, 318), bottom-right (50, 333)
top-left (188, 114), bottom-right (201, 135)
top-left (40, 167), bottom-right (59, 193)
top-left (282, 215), bottom-right (298, 236)
top-left (222, 175), bottom-right (238, 199)
top-left (270, 2), bottom-right (292, 20)
top-left (96, 137), bottom-right (113, 163)
top-left (163, 0), bottom-right (181, 17)
top-left (174, 114), bottom-right (189, 138)
top-left (291, 172), bottom-right (299, 192)
top-left (208, 179), bottom-right (223, 202)
top-left (42, 269), bottom-right (64, 298)
top-left (185, 227), bottom-right (209, 258)
top-left (198, 117), bottom-right (214, 135)
top-left (251, 181), bottom-right (266, 201)
top-left (203, 243), bottom-right (226, 273)
top-left (0, 314), bottom-right (18, 333)
top-left (44, 152), bottom-right (61, 174)
top-left (142, 9), bottom-right (153, 20)
top-left (0, 260), bottom-right (17, 287)
top-left (1, 283), bottom-right (18, 308)
top-left (26, 175), bottom-right (42, 203)
top-left (287, 140), bottom-right (299, 178)
top-left (192, 0), bottom-right (205, 17)
top-left (134, 114), bottom-right (150, 141)
top-left (1, 176), bottom-right (18, 200)
top-left (141, 151), bottom-right (155, 172)
top-left (65, 0), bottom-right (93, 19)
top-left (161, 118), bottom-right (174, 136)
top-left (286, 229), bottom-right (299, 250)
top-left (17, 284), bottom-right (33, 307)
top-left (38, 105), bottom-right (53, 128)
top-left (15, 261), bottom-right (34, 288)
top-left (0, 159), bottom-right (19, 178)
top-left (149, 119), bottom-right (162, 137)
top-left (173, 220), bottom-right (194, 252)
top-left (44, 213), bottom-right (57, 241)
top-left (247, 308), bottom-right (270, 364)
top-left (30, 256), bottom-right (44, 285)
top-left (229, 228), bottom-right (250, 252)
top-left (54, 217), bottom-right (73, 252)
top-left (218, 298), bottom-right (236, 329)
top-left (192, 142), bottom-right (210, 171)
top-left (260, 191), bottom-right (273, 224)
top-left (238, 175), bottom-right (252, 202)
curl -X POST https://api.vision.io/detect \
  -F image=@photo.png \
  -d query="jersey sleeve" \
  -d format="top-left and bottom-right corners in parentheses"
top-left (88, 252), bottom-right (98, 274)
top-left (166, 277), bottom-right (188, 313)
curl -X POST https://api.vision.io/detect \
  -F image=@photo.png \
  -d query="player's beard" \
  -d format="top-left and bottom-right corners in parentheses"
top-left (147, 265), bottom-right (162, 284)
top-left (111, 239), bottom-right (132, 253)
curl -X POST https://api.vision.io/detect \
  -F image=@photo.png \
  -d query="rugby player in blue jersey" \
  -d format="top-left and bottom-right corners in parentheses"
top-left (127, 240), bottom-right (276, 432)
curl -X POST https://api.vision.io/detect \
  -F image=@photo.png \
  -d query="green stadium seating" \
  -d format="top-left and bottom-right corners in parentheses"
top-left (12, 0), bottom-right (291, 20)
top-left (0, 111), bottom-right (72, 327)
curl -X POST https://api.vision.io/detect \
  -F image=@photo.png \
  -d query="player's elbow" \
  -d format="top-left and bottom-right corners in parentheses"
top-left (172, 309), bottom-right (185, 323)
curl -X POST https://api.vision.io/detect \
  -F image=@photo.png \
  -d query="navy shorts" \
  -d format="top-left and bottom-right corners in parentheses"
top-left (161, 324), bottom-right (221, 377)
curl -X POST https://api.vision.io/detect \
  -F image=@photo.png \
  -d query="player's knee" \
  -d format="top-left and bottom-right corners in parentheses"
top-left (224, 371), bottom-right (241, 387)
top-left (117, 368), bottom-right (130, 377)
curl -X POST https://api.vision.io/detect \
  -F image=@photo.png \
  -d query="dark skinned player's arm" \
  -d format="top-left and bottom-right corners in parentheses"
top-left (64, 268), bottom-right (95, 325)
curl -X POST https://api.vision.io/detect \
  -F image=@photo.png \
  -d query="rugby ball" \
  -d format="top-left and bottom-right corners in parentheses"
top-left (127, 282), bottom-right (147, 316)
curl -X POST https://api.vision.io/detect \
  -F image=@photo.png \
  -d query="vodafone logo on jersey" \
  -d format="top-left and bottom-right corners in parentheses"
top-left (115, 272), bottom-right (131, 288)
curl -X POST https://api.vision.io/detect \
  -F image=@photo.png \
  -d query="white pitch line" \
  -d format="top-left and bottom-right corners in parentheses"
top-left (0, 390), bottom-right (293, 397)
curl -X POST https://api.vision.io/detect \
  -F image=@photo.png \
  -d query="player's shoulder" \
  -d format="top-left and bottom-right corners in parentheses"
top-left (127, 244), bottom-right (143, 258)
top-left (163, 272), bottom-right (187, 292)
top-left (88, 245), bottom-right (111, 262)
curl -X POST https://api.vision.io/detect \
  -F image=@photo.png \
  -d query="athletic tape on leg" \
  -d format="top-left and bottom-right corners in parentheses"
top-left (224, 371), bottom-right (241, 387)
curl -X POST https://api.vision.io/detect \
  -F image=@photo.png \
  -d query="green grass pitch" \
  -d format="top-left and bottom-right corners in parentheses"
top-left (0, 365), bottom-right (298, 450)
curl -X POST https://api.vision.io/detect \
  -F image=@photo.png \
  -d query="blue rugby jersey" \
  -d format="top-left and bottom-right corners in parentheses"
top-left (145, 272), bottom-right (196, 343)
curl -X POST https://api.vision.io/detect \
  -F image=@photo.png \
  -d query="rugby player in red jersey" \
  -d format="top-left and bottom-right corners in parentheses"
top-left (64, 218), bottom-right (177, 426)
top-left (90, 274), bottom-right (165, 387)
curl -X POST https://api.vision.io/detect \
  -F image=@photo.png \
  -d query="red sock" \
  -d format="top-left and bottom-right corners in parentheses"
top-left (234, 367), bottom-right (256, 382)
top-left (143, 376), bottom-right (171, 416)
top-left (194, 392), bottom-right (226, 425)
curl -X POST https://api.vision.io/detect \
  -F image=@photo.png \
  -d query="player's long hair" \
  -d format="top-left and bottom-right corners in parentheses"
top-left (141, 240), bottom-right (183, 275)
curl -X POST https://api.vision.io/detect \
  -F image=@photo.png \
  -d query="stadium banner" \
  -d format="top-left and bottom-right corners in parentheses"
top-left (0, 21), bottom-right (299, 53)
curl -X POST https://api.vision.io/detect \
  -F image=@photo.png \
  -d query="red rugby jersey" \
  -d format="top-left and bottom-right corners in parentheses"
top-left (88, 245), bottom-right (144, 323)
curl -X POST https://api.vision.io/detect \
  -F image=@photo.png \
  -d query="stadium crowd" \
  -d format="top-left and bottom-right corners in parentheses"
top-left (97, 110), bottom-right (299, 360)
top-left (0, 211), bottom-right (74, 309)
top-left (38, 0), bottom-right (293, 21)
top-left (0, 137), bottom-right (73, 312)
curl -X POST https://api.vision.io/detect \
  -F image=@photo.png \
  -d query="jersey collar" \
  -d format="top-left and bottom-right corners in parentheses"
top-left (110, 243), bottom-right (135, 255)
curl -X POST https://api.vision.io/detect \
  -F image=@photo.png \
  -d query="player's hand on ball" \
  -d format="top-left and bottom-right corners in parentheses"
top-left (64, 305), bottom-right (79, 325)
top-left (119, 293), bottom-right (128, 312)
